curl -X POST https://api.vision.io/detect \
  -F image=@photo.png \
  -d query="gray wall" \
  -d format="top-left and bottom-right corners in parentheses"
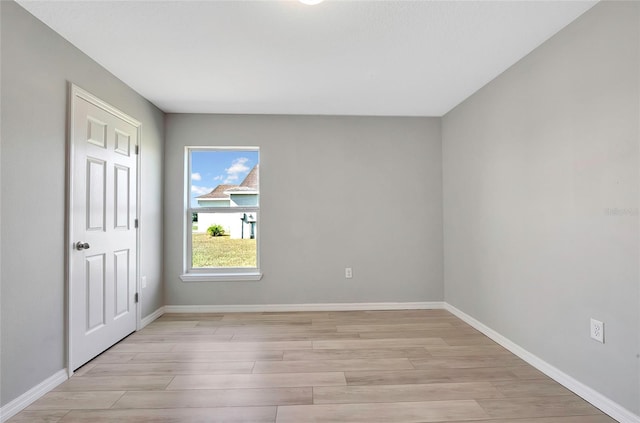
top-left (165, 115), bottom-right (442, 306)
top-left (442, 1), bottom-right (639, 413)
top-left (0, 1), bottom-right (165, 406)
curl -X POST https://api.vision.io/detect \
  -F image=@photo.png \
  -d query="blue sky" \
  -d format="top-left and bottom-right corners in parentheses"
top-left (190, 150), bottom-right (259, 207)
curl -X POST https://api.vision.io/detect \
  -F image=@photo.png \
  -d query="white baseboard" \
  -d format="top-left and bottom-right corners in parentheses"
top-left (140, 306), bottom-right (166, 328)
top-left (0, 369), bottom-right (68, 423)
top-left (164, 301), bottom-right (445, 314)
top-left (444, 303), bottom-right (640, 423)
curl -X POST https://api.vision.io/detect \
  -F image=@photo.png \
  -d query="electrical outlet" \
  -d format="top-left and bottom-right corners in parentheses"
top-left (141, 276), bottom-right (147, 289)
top-left (345, 268), bottom-right (353, 279)
top-left (590, 318), bottom-right (604, 343)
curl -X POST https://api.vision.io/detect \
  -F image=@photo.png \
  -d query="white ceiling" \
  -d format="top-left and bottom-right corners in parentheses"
top-left (18, 0), bottom-right (597, 116)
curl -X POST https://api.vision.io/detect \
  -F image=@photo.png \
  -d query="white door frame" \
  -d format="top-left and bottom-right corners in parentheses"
top-left (65, 83), bottom-right (142, 376)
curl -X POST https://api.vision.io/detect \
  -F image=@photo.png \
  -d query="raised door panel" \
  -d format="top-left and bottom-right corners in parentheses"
top-left (113, 249), bottom-right (130, 318)
top-left (114, 129), bottom-right (131, 156)
top-left (114, 165), bottom-right (130, 230)
top-left (85, 254), bottom-right (106, 333)
top-left (86, 158), bottom-right (106, 231)
top-left (87, 117), bottom-right (107, 148)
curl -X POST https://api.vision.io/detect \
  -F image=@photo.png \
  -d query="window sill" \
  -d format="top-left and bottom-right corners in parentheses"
top-left (180, 272), bottom-right (263, 282)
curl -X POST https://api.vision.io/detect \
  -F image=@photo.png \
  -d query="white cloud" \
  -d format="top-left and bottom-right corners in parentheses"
top-left (191, 185), bottom-right (213, 196)
top-left (191, 172), bottom-right (202, 181)
top-left (214, 175), bottom-right (224, 181)
top-left (224, 157), bottom-right (250, 183)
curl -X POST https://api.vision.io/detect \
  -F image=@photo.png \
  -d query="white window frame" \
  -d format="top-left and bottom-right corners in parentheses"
top-left (180, 146), bottom-right (262, 282)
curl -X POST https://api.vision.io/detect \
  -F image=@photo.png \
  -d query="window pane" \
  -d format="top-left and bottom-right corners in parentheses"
top-left (190, 150), bottom-right (259, 208)
top-left (187, 148), bottom-right (260, 272)
top-left (192, 211), bottom-right (258, 268)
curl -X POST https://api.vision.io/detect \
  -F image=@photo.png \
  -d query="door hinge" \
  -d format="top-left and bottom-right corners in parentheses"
top-left (135, 293), bottom-right (139, 303)
top-left (135, 145), bottom-right (139, 155)
top-left (135, 219), bottom-right (139, 228)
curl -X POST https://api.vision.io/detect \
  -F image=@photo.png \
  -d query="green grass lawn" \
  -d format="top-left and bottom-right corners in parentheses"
top-left (192, 232), bottom-right (256, 268)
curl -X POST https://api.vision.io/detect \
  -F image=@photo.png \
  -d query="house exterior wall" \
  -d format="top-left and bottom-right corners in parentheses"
top-left (197, 199), bottom-right (231, 207)
top-left (195, 193), bottom-right (258, 238)
top-left (194, 212), bottom-right (256, 240)
top-left (230, 194), bottom-right (259, 207)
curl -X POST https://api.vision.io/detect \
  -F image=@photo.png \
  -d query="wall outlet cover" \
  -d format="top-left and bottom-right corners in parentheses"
top-left (590, 318), bottom-right (604, 343)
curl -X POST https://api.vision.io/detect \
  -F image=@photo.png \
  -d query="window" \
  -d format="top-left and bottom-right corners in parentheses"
top-left (181, 147), bottom-right (261, 281)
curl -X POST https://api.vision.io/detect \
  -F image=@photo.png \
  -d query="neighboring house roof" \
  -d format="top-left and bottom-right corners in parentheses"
top-left (225, 164), bottom-right (259, 194)
top-left (197, 165), bottom-right (259, 202)
top-left (197, 184), bottom-right (238, 200)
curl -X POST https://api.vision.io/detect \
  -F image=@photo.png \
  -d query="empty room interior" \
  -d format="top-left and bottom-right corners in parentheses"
top-left (1, 0), bottom-right (639, 422)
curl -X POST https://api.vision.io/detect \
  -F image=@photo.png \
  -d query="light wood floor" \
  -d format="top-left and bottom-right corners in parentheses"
top-left (11, 310), bottom-right (616, 422)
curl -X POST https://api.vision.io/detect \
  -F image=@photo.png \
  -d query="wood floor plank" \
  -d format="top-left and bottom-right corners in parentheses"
top-left (113, 387), bottom-right (312, 408)
top-left (425, 345), bottom-right (513, 357)
top-left (445, 417), bottom-right (617, 423)
top-left (275, 400), bottom-right (490, 423)
top-left (214, 326), bottom-right (340, 335)
top-left (283, 348), bottom-right (430, 361)
top-left (230, 333), bottom-right (361, 342)
top-left (251, 311), bottom-right (345, 319)
top-left (197, 320), bottom-right (314, 327)
top-left (6, 410), bottom-right (69, 422)
top-left (253, 358), bottom-right (414, 373)
top-left (27, 391), bottom-right (125, 410)
top-left (313, 338), bottom-right (447, 350)
top-left (84, 351), bottom-right (136, 364)
top-left (59, 407), bottom-right (276, 422)
top-left (476, 396), bottom-right (603, 419)
top-left (70, 363), bottom-right (96, 377)
top-left (157, 313), bottom-right (224, 321)
top-left (509, 366), bottom-right (549, 380)
top-left (441, 336), bottom-right (498, 346)
top-left (312, 317), bottom-right (459, 326)
top-left (345, 367), bottom-right (525, 385)
top-left (109, 342), bottom-right (176, 352)
top-left (146, 320), bottom-right (199, 328)
top-left (201, 315), bottom-right (312, 325)
top-left (137, 327), bottom-right (219, 335)
top-left (173, 341), bottom-right (312, 352)
top-left (492, 379), bottom-right (574, 398)
top-left (313, 382), bottom-right (505, 404)
top-left (410, 355), bottom-right (526, 369)
top-left (167, 372), bottom-right (346, 390)
top-left (132, 351), bottom-right (284, 363)
top-left (85, 361), bottom-right (255, 376)
top-left (337, 322), bottom-right (455, 332)
top-left (121, 334), bottom-right (233, 343)
top-left (359, 329), bottom-right (480, 339)
top-left (54, 375), bottom-right (173, 391)
top-left (221, 313), bottom-right (313, 322)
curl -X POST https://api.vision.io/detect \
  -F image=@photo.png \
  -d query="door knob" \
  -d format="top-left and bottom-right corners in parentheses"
top-left (76, 242), bottom-right (90, 251)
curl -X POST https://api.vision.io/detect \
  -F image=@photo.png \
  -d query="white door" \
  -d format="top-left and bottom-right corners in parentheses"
top-left (69, 86), bottom-right (139, 371)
